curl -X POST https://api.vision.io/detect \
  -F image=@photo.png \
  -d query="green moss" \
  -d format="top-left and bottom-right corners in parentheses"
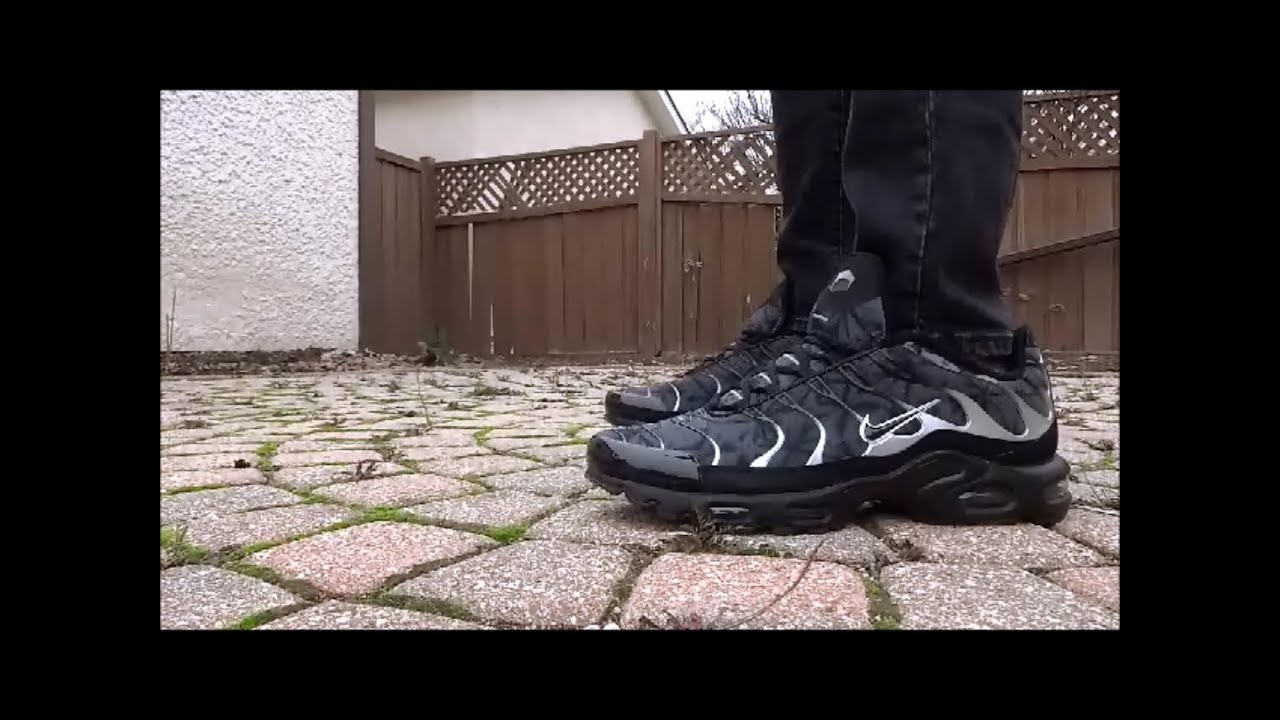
top-left (160, 526), bottom-right (210, 565)
top-left (359, 507), bottom-right (424, 524)
top-left (378, 596), bottom-right (477, 622)
top-left (562, 423), bottom-right (589, 439)
top-left (481, 524), bottom-right (528, 544)
top-left (862, 574), bottom-right (902, 630)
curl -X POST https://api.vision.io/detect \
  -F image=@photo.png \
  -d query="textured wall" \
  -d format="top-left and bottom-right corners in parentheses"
top-left (374, 90), bottom-right (658, 161)
top-left (161, 90), bottom-right (360, 351)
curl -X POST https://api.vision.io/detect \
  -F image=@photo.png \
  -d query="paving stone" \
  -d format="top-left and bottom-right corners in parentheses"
top-left (621, 553), bottom-right (870, 630)
top-left (438, 413), bottom-right (528, 428)
top-left (272, 462), bottom-right (411, 490)
top-left (182, 504), bottom-right (358, 551)
top-left (484, 436), bottom-right (570, 452)
top-left (160, 565), bottom-right (301, 629)
top-left (416, 454), bottom-right (544, 479)
top-left (276, 439), bottom-right (378, 454)
top-left (869, 516), bottom-right (1103, 570)
top-left (519, 443), bottom-right (587, 465)
top-left (1070, 482), bottom-right (1120, 509)
top-left (399, 445), bottom-right (491, 463)
top-left (161, 468), bottom-right (265, 493)
top-left (248, 522), bottom-right (496, 596)
top-left (1075, 469), bottom-right (1119, 488)
top-left (1045, 567), bottom-right (1120, 613)
top-left (314, 474), bottom-right (477, 507)
top-left (394, 430), bottom-right (486, 448)
top-left (273, 449), bottom-right (383, 467)
top-left (160, 453), bottom-right (258, 473)
top-left (880, 563), bottom-right (1118, 629)
top-left (392, 540), bottom-right (631, 627)
top-left (161, 486), bottom-right (303, 525)
top-left (721, 526), bottom-right (892, 568)
top-left (485, 466), bottom-right (593, 497)
top-left (306, 431), bottom-right (384, 441)
top-left (486, 427), bottom-right (565, 439)
top-left (162, 443), bottom-right (265, 457)
top-left (260, 601), bottom-right (485, 630)
top-left (528, 499), bottom-right (690, 549)
top-left (160, 428), bottom-right (223, 446)
top-left (582, 487), bottom-right (613, 500)
top-left (1053, 508), bottom-right (1120, 558)
top-left (406, 491), bottom-right (566, 528)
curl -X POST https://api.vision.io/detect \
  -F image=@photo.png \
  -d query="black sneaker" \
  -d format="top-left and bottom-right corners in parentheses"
top-left (603, 282), bottom-right (807, 426)
top-left (586, 253), bottom-right (1069, 530)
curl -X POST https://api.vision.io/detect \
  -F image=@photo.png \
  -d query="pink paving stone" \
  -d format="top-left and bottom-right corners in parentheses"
top-left (869, 516), bottom-right (1103, 570)
top-left (273, 462), bottom-right (411, 490)
top-left (259, 601), bottom-right (485, 630)
top-left (247, 522), bottom-right (497, 597)
top-left (1053, 508), bottom-right (1120, 559)
top-left (392, 540), bottom-right (632, 627)
top-left (160, 453), bottom-right (258, 474)
top-left (621, 553), bottom-right (870, 630)
top-left (400, 445), bottom-right (491, 463)
top-left (313, 474), bottom-right (477, 507)
top-left (272, 449), bottom-right (383, 467)
top-left (161, 468), bottom-right (265, 493)
top-left (1045, 567), bottom-right (1120, 613)
top-left (416, 454), bottom-right (543, 479)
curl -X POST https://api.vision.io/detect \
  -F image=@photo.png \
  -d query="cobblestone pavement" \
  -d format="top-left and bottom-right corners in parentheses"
top-left (160, 366), bottom-right (1119, 630)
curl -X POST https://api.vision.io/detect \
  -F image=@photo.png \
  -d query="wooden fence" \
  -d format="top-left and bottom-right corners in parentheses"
top-left (361, 90), bottom-right (1119, 358)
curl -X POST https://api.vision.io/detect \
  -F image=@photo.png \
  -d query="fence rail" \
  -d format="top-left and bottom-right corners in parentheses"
top-left (361, 91), bottom-right (1119, 358)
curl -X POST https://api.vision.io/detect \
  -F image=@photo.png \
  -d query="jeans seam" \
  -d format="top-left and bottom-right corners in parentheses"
top-left (912, 91), bottom-right (935, 332)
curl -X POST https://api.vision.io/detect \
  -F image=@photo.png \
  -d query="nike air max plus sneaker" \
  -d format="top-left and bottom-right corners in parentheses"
top-left (587, 253), bottom-right (1070, 531)
top-left (603, 282), bottom-right (807, 426)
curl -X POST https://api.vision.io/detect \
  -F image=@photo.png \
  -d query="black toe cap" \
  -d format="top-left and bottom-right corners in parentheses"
top-left (604, 389), bottom-right (676, 425)
top-left (587, 433), bottom-right (701, 491)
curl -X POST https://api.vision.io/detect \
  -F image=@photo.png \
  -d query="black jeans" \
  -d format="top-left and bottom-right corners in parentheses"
top-left (772, 90), bottom-right (1022, 359)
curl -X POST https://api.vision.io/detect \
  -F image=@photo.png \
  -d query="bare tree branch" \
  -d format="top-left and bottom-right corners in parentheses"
top-left (692, 90), bottom-right (773, 131)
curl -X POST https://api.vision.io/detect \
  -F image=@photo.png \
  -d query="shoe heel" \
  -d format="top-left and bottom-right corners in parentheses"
top-left (901, 454), bottom-right (1072, 527)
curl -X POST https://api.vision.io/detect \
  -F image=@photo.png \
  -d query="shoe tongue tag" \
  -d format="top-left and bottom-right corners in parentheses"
top-left (806, 253), bottom-right (887, 352)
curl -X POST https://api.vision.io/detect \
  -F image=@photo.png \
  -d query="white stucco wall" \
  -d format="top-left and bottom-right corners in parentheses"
top-left (375, 90), bottom-right (658, 161)
top-left (161, 90), bottom-right (360, 352)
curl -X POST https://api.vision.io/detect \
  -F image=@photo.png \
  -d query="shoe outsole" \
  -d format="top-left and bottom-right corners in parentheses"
top-left (586, 450), bottom-right (1072, 532)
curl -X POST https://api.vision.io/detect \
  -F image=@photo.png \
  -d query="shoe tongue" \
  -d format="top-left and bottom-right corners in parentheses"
top-left (806, 253), bottom-right (887, 353)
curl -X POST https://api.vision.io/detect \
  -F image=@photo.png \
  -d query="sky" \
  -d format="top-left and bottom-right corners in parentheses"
top-left (666, 90), bottom-right (737, 129)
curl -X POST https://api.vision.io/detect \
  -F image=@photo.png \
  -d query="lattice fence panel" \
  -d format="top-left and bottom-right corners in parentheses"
top-left (1022, 92), bottom-right (1120, 159)
top-left (662, 129), bottom-right (779, 196)
top-left (437, 144), bottom-right (640, 216)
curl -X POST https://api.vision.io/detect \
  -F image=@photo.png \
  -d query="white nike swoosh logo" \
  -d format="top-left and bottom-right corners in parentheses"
top-left (859, 399), bottom-right (941, 444)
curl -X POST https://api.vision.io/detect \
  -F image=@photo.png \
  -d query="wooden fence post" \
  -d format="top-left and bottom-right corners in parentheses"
top-left (637, 130), bottom-right (661, 356)
top-left (357, 91), bottom-right (379, 351)
top-left (418, 156), bottom-right (440, 352)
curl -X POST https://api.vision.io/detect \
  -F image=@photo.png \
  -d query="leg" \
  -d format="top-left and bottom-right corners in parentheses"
top-left (600, 92), bottom-right (852, 425)
top-left (590, 89), bottom-right (1072, 530)
top-left (842, 90), bottom-right (1022, 364)
top-left (771, 90), bottom-right (856, 315)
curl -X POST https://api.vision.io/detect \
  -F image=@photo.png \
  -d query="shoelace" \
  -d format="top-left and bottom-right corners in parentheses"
top-left (713, 335), bottom-right (840, 411)
top-left (678, 320), bottom-right (807, 379)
